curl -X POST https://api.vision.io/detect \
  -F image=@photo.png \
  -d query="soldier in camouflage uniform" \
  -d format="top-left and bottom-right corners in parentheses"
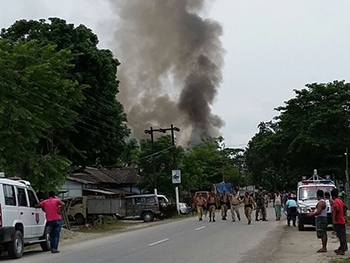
top-left (256, 187), bottom-right (267, 221)
top-left (207, 192), bottom-right (218, 222)
top-left (220, 190), bottom-right (230, 220)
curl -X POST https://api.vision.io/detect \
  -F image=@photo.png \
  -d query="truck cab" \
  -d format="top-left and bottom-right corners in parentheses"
top-left (297, 177), bottom-right (335, 231)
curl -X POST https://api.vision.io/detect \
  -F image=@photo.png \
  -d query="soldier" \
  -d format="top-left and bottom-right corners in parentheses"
top-left (242, 192), bottom-right (256, 224)
top-left (207, 192), bottom-right (218, 222)
top-left (256, 187), bottom-right (267, 221)
top-left (220, 190), bottom-right (230, 220)
top-left (194, 193), bottom-right (206, 221)
top-left (230, 190), bottom-right (241, 222)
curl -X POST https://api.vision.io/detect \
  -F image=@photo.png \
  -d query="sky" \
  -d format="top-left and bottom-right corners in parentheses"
top-left (1, 0), bottom-right (350, 148)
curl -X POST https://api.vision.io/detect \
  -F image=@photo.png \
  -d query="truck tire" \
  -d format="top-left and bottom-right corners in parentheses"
top-left (40, 225), bottom-right (51, 251)
top-left (75, 213), bottom-right (85, 225)
top-left (142, 212), bottom-right (154, 222)
top-left (7, 230), bottom-right (24, 259)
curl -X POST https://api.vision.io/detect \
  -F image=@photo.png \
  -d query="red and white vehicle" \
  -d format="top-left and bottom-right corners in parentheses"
top-left (296, 174), bottom-right (336, 231)
top-left (0, 173), bottom-right (50, 259)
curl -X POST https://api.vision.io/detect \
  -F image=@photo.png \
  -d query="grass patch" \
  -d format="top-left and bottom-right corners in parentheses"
top-left (77, 216), bottom-right (140, 233)
top-left (330, 258), bottom-right (350, 263)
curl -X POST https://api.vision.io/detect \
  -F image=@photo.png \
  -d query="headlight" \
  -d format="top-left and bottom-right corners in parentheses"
top-left (298, 206), bottom-right (309, 213)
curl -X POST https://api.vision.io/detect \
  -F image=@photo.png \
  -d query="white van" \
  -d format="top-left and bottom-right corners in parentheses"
top-left (0, 174), bottom-right (50, 259)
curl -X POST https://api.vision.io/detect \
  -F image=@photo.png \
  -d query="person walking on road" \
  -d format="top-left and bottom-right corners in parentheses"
top-left (242, 192), bottom-right (256, 225)
top-left (285, 196), bottom-right (297, 226)
top-left (207, 192), bottom-right (218, 222)
top-left (273, 191), bottom-right (283, 221)
top-left (331, 188), bottom-right (348, 255)
top-left (195, 193), bottom-right (207, 221)
top-left (35, 191), bottom-right (65, 254)
top-left (307, 190), bottom-right (328, 253)
top-left (220, 190), bottom-right (230, 220)
top-left (230, 190), bottom-right (241, 222)
top-left (256, 187), bottom-right (267, 221)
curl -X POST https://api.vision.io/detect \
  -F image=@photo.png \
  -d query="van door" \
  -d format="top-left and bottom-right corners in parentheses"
top-left (16, 187), bottom-right (34, 238)
top-left (1, 184), bottom-right (18, 229)
top-left (28, 189), bottom-right (45, 236)
top-left (133, 197), bottom-right (144, 218)
top-left (125, 198), bottom-right (134, 218)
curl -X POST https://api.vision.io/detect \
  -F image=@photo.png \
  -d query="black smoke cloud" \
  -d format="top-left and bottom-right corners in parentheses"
top-left (111, 0), bottom-right (225, 145)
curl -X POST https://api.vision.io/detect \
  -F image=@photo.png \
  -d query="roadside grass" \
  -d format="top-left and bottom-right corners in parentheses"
top-left (77, 216), bottom-right (141, 233)
top-left (330, 258), bottom-right (350, 263)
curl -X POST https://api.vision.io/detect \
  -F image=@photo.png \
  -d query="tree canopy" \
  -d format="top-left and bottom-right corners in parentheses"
top-left (245, 81), bottom-right (350, 190)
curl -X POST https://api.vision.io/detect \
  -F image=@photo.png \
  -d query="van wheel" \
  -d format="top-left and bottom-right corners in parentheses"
top-left (142, 212), bottom-right (154, 222)
top-left (75, 214), bottom-right (85, 225)
top-left (40, 225), bottom-right (51, 251)
top-left (7, 230), bottom-right (24, 259)
top-left (298, 220), bottom-right (305, 231)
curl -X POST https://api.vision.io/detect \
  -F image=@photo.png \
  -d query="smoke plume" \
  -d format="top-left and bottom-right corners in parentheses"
top-left (111, 0), bottom-right (225, 145)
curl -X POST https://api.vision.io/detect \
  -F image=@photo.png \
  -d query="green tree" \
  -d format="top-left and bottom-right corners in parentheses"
top-left (1, 18), bottom-right (129, 167)
top-left (246, 81), bottom-right (350, 190)
top-left (137, 135), bottom-right (183, 197)
top-left (0, 39), bottom-right (84, 191)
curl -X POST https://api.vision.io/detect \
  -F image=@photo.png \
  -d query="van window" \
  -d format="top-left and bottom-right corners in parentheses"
top-left (17, 188), bottom-right (28, 207)
top-left (71, 197), bottom-right (83, 207)
top-left (3, 185), bottom-right (16, 206)
top-left (27, 189), bottom-right (38, 207)
top-left (145, 196), bottom-right (157, 204)
top-left (134, 197), bottom-right (143, 205)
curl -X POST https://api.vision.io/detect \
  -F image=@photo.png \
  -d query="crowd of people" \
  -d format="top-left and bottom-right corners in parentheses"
top-left (193, 187), bottom-right (272, 225)
top-left (194, 187), bottom-right (348, 256)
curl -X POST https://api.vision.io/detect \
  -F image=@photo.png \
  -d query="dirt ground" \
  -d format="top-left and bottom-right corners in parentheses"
top-left (247, 224), bottom-right (350, 263)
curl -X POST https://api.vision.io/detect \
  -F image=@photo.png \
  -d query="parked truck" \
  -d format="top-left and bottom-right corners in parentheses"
top-left (64, 194), bottom-right (170, 224)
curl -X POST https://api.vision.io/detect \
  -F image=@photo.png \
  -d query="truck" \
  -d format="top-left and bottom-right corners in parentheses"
top-left (296, 176), bottom-right (336, 231)
top-left (64, 194), bottom-right (172, 224)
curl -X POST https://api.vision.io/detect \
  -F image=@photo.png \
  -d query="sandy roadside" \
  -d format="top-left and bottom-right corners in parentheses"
top-left (267, 224), bottom-right (348, 263)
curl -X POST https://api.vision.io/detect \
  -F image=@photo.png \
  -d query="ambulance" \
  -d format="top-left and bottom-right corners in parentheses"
top-left (296, 172), bottom-right (336, 231)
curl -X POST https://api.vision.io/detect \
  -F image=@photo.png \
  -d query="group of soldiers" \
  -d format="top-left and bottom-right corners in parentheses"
top-left (194, 187), bottom-right (269, 225)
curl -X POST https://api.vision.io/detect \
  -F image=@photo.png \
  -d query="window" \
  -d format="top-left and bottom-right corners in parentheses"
top-left (71, 197), bottom-right (83, 207)
top-left (134, 197), bottom-right (143, 205)
top-left (3, 185), bottom-right (16, 206)
top-left (27, 190), bottom-right (38, 207)
top-left (17, 188), bottom-right (28, 207)
top-left (145, 196), bottom-right (157, 204)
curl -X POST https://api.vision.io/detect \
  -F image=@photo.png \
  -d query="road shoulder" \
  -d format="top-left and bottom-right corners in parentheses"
top-left (245, 222), bottom-right (349, 263)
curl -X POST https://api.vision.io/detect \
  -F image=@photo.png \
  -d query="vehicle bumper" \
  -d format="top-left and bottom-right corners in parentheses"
top-left (298, 213), bottom-right (333, 225)
top-left (0, 226), bottom-right (15, 243)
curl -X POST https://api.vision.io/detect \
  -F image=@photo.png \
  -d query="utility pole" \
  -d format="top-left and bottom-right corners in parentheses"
top-left (346, 147), bottom-right (349, 182)
top-left (144, 124), bottom-right (180, 195)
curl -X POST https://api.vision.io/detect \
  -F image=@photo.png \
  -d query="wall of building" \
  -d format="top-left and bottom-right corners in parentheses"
top-left (60, 180), bottom-right (83, 197)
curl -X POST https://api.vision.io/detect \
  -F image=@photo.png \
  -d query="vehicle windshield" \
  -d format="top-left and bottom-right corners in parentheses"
top-left (298, 186), bottom-right (335, 201)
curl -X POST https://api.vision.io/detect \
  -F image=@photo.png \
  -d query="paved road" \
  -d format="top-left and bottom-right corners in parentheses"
top-left (5, 206), bottom-right (283, 263)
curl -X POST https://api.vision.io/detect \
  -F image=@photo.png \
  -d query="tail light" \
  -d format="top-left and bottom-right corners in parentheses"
top-left (0, 204), bottom-right (2, 227)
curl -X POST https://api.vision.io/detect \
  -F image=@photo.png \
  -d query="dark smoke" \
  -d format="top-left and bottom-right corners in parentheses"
top-left (111, 0), bottom-right (225, 145)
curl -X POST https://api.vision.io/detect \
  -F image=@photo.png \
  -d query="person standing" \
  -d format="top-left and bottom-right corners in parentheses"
top-left (35, 191), bottom-right (65, 254)
top-left (331, 188), bottom-right (348, 255)
top-left (273, 191), bottom-right (283, 221)
top-left (307, 190), bottom-right (328, 253)
top-left (340, 186), bottom-right (347, 203)
top-left (256, 187), bottom-right (267, 221)
top-left (285, 196), bottom-right (297, 226)
top-left (230, 190), bottom-right (241, 222)
top-left (220, 190), bottom-right (230, 220)
top-left (195, 193), bottom-right (206, 221)
top-left (242, 192), bottom-right (256, 225)
top-left (207, 192), bottom-right (217, 222)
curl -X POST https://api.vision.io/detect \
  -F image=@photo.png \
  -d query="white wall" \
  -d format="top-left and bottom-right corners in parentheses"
top-left (60, 180), bottom-right (83, 197)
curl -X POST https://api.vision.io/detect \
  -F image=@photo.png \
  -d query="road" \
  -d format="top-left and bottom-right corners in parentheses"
top-left (6, 206), bottom-right (284, 263)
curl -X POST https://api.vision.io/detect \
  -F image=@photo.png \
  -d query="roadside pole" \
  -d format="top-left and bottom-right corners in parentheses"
top-left (175, 186), bottom-right (180, 214)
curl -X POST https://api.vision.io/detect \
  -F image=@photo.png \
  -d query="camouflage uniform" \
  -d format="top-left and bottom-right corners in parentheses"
top-left (207, 193), bottom-right (217, 222)
top-left (195, 195), bottom-right (206, 221)
top-left (220, 191), bottom-right (230, 220)
top-left (256, 188), bottom-right (267, 221)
